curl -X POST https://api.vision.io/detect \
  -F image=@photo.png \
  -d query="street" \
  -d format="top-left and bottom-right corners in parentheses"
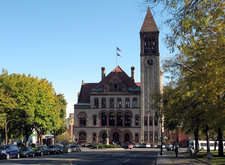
top-left (0, 148), bottom-right (158, 165)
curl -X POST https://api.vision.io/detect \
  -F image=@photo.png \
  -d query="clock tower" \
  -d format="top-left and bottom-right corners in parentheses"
top-left (140, 8), bottom-right (162, 144)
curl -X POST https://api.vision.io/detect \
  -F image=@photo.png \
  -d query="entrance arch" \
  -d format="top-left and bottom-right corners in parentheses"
top-left (112, 132), bottom-right (120, 143)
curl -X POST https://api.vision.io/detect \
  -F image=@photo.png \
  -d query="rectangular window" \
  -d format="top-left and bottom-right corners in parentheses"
top-left (144, 132), bottom-right (148, 141)
top-left (135, 133), bottom-right (139, 143)
top-left (110, 97), bottom-right (114, 108)
top-left (117, 97), bottom-right (122, 108)
top-left (149, 116), bottom-right (153, 126)
top-left (125, 97), bottom-right (130, 108)
top-left (150, 131), bottom-right (153, 140)
top-left (101, 97), bottom-right (106, 108)
top-left (93, 133), bottom-right (96, 142)
top-left (132, 97), bottom-right (138, 108)
top-left (79, 118), bottom-right (86, 126)
top-left (154, 117), bottom-right (158, 126)
top-left (155, 131), bottom-right (158, 142)
top-left (94, 97), bottom-right (99, 108)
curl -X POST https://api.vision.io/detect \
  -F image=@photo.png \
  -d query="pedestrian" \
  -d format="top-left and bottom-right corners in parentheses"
top-left (175, 146), bottom-right (179, 157)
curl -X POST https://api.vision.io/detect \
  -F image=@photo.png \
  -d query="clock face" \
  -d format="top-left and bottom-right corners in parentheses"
top-left (147, 59), bottom-right (154, 66)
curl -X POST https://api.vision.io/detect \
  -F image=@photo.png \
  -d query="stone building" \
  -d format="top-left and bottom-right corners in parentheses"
top-left (74, 8), bottom-right (163, 145)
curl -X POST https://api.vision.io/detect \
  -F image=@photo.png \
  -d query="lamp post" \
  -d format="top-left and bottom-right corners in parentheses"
top-left (4, 119), bottom-right (16, 145)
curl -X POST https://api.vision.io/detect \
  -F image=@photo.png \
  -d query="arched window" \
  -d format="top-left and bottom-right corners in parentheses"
top-left (79, 132), bottom-right (86, 142)
top-left (135, 115), bottom-right (139, 126)
top-left (102, 132), bottom-right (107, 144)
top-left (101, 112), bottom-right (107, 126)
top-left (117, 112), bottom-right (123, 126)
top-left (109, 112), bottom-right (115, 126)
top-left (78, 112), bottom-right (87, 127)
top-left (93, 115), bottom-right (97, 125)
top-left (124, 112), bottom-right (132, 126)
top-left (113, 132), bottom-right (120, 143)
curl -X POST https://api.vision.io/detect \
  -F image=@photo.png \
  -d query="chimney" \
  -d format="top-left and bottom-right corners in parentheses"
top-left (101, 67), bottom-right (105, 80)
top-left (131, 66), bottom-right (135, 81)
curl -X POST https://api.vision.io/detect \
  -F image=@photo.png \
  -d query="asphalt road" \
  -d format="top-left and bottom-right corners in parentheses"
top-left (0, 148), bottom-right (158, 165)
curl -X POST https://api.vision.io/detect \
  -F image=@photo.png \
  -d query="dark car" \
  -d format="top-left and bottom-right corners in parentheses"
top-left (71, 144), bottom-right (82, 152)
top-left (0, 145), bottom-right (20, 160)
top-left (35, 146), bottom-right (50, 156)
top-left (49, 145), bottom-right (60, 154)
top-left (20, 147), bottom-right (35, 158)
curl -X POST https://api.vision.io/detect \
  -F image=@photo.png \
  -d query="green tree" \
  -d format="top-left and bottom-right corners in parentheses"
top-left (146, 0), bottom-right (225, 156)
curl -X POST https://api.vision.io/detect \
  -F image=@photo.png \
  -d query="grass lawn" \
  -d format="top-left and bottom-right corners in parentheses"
top-left (197, 151), bottom-right (225, 165)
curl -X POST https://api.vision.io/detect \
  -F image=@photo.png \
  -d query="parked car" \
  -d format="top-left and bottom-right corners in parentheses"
top-left (20, 147), bottom-right (35, 158)
top-left (151, 144), bottom-right (158, 148)
top-left (165, 144), bottom-right (173, 151)
top-left (35, 146), bottom-right (50, 156)
top-left (124, 144), bottom-right (133, 149)
top-left (49, 145), bottom-right (60, 154)
top-left (140, 143), bottom-right (151, 148)
top-left (0, 145), bottom-right (20, 160)
top-left (133, 144), bottom-right (140, 148)
top-left (71, 144), bottom-right (82, 152)
top-left (55, 143), bottom-right (65, 153)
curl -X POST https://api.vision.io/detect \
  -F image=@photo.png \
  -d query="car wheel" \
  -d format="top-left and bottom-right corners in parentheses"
top-left (17, 153), bottom-right (20, 159)
top-left (6, 154), bottom-right (10, 160)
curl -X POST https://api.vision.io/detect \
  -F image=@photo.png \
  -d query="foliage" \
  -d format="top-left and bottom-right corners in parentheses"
top-left (0, 69), bottom-right (67, 146)
top-left (145, 0), bottom-right (225, 155)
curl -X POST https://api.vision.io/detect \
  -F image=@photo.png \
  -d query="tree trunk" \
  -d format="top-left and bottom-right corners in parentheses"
top-left (194, 126), bottom-right (199, 151)
top-left (205, 125), bottom-right (210, 153)
top-left (218, 127), bottom-right (224, 156)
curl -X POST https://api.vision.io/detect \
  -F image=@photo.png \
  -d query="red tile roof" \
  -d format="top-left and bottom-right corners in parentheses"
top-left (140, 8), bottom-right (159, 32)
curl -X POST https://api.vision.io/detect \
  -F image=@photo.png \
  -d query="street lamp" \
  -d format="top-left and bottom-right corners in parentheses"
top-left (4, 119), bottom-right (16, 145)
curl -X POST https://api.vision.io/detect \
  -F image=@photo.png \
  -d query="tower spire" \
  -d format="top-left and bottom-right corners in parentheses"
top-left (140, 8), bottom-right (159, 33)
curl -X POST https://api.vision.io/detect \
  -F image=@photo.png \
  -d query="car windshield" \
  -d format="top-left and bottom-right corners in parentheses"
top-left (0, 145), bottom-right (9, 150)
top-left (21, 147), bottom-right (29, 151)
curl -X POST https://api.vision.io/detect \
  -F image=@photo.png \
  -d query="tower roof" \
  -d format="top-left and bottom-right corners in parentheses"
top-left (140, 8), bottom-right (159, 33)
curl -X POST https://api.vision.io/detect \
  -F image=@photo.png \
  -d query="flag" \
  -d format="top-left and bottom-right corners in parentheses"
top-left (116, 47), bottom-right (121, 52)
top-left (117, 53), bottom-right (121, 57)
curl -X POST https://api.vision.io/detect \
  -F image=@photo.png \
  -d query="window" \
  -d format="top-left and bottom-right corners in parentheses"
top-left (79, 132), bottom-right (86, 142)
top-left (110, 98), bottom-right (114, 108)
top-left (109, 112), bottom-right (115, 126)
top-left (93, 133), bottom-right (96, 142)
top-left (154, 117), bottom-right (158, 126)
top-left (149, 116), bottom-right (153, 126)
top-left (124, 112), bottom-right (132, 126)
top-left (94, 97), bottom-right (99, 108)
top-left (144, 116), bottom-right (147, 126)
top-left (80, 118), bottom-right (86, 126)
top-left (101, 97), bottom-right (106, 108)
top-left (135, 115), bottom-right (139, 126)
top-left (93, 115), bottom-right (97, 125)
top-left (117, 112), bottom-right (123, 126)
top-left (132, 97), bottom-right (138, 108)
top-left (79, 112), bottom-right (87, 127)
top-left (155, 131), bottom-right (158, 141)
top-left (135, 133), bottom-right (139, 143)
top-left (144, 132), bottom-right (148, 141)
top-left (150, 131), bottom-right (153, 140)
top-left (101, 112), bottom-right (107, 126)
top-left (117, 97), bottom-right (122, 108)
top-left (125, 97), bottom-right (130, 108)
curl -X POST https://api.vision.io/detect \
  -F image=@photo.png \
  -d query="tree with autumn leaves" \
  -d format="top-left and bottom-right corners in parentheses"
top-left (0, 69), bottom-right (67, 147)
top-left (146, 0), bottom-right (224, 156)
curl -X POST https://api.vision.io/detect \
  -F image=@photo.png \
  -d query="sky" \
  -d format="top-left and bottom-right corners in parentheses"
top-left (0, 0), bottom-right (172, 117)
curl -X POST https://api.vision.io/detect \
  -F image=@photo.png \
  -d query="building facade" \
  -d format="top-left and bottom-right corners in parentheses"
top-left (74, 8), bottom-right (163, 145)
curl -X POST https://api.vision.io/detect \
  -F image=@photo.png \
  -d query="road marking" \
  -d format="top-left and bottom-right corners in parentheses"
top-left (123, 159), bottom-right (130, 163)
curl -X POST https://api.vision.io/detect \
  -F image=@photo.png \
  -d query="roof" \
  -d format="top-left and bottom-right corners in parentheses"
top-left (140, 8), bottom-right (159, 33)
top-left (78, 83), bottom-right (98, 103)
top-left (77, 66), bottom-right (140, 104)
top-left (96, 66), bottom-right (137, 89)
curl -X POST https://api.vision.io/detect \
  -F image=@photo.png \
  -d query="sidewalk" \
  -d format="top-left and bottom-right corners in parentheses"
top-left (156, 150), bottom-right (210, 165)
